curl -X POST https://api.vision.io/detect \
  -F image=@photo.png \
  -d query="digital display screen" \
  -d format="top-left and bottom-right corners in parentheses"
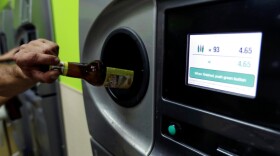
top-left (187, 33), bottom-right (262, 98)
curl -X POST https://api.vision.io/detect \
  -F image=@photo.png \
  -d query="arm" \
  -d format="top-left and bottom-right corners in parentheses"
top-left (0, 39), bottom-right (60, 106)
top-left (0, 48), bottom-right (31, 105)
top-left (0, 48), bottom-right (18, 62)
top-left (0, 63), bottom-right (36, 97)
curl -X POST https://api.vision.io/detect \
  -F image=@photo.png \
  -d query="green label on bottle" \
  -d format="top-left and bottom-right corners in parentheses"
top-left (103, 67), bottom-right (134, 89)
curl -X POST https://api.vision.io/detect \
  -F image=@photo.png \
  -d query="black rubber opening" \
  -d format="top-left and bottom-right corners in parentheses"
top-left (0, 32), bottom-right (7, 54)
top-left (101, 28), bottom-right (149, 107)
top-left (15, 23), bottom-right (36, 46)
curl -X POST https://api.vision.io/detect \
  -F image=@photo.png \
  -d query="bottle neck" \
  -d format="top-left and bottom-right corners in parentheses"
top-left (62, 62), bottom-right (87, 78)
top-left (49, 61), bottom-right (134, 88)
top-left (49, 61), bottom-right (102, 81)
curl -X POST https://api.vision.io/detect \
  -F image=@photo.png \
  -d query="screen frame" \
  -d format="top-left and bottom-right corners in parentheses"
top-left (160, 0), bottom-right (280, 131)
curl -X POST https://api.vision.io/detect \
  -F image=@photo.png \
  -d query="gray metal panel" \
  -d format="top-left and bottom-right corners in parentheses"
top-left (82, 0), bottom-right (156, 155)
top-left (18, 89), bottom-right (64, 156)
top-left (79, 0), bottom-right (112, 58)
top-left (18, 91), bottom-right (40, 155)
top-left (39, 94), bottom-right (64, 156)
top-left (21, 0), bottom-right (32, 23)
top-left (31, 0), bottom-right (54, 41)
top-left (13, 0), bottom-right (54, 40)
top-left (90, 137), bottom-right (113, 156)
top-left (12, 0), bottom-right (21, 29)
top-left (0, 9), bottom-right (15, 50)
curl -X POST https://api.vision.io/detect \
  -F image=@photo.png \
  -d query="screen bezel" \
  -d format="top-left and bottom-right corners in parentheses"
top-left (161, 0), bottom-right (280, 131)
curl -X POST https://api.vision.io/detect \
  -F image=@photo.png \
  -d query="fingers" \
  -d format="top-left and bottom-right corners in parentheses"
top-left (19, 39), bottom-right (59, 55)
top-left (31, 70), bottom-right (60, 83)
top-left (14, 39), bottom-right (60, 66)
top-left (13, 39), bottom-right (61, 83)
top-left (36, 53), bottom-right (60, 65)
top-left (29, 39), bottom-right (59, 55)
top-left (14, 52), bottom-right (59, 66)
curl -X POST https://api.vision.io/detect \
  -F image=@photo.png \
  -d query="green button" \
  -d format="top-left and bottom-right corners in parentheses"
top-left (168, 124), bottom-right (176, 136)
top-left (189, 67), bottom-right (255, 87)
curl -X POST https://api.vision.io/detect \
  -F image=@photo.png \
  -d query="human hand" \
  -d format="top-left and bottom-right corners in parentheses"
top-left (0, 48), bottom-right (17, 62)
top-left (13, 39), bottom-right (60, 83)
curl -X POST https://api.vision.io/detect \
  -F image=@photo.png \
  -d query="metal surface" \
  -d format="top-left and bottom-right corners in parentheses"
top-left (18, 90), bottom-right (63, 156)
top-left (79, 0), bottom-right (112, 56)
top-left (13, 0), bottom-right (54, 42)
top-left (90, 137), bottom-right (113, 156)
top-left (0, 9), bottom-right (14, 51)
top-left (81, 0), bottom-right (156, 155)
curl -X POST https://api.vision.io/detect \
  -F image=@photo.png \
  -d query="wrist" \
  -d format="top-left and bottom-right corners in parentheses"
top-left (0, 47), bottom-right (20, 63)
top-left (13, 64), bottom-right (37, 84)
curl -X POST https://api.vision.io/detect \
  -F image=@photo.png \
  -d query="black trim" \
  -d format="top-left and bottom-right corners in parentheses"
top-left (152, 0), bottom-right (280, 155)
top-left (15, 23), bottom-right (37, 45)
top-left (101, 27), bottom-right (150, 107)
top-left (0, 32), bottom-right (8, 54)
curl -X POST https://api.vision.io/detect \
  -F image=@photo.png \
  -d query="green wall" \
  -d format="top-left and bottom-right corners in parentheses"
top-left (51, 0), bottom-right (82, 92)
top-left (0, 0), bottom-right (9, 10)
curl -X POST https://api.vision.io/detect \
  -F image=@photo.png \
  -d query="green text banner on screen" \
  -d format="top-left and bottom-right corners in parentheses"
top-left (187, 32), bottom-right (262, 98)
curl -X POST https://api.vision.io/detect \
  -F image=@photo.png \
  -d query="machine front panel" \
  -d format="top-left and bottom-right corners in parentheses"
top-left (153, 0), bottom-right (280, 155)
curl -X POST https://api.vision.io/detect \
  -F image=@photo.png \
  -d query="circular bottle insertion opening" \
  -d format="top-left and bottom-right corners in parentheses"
top-left (101, 28), bottom-right (149, 107)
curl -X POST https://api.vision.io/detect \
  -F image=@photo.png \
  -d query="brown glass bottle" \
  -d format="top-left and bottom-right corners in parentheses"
top-left (50, 60), bottom-right (134, 89)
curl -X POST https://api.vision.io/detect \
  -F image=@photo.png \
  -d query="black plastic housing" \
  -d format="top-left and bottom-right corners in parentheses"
top-left (152, 0), bottom-right (280, 155)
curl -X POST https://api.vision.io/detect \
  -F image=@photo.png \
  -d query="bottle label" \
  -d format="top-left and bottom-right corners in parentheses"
top-left (103, 67), bottom-right (134, 89)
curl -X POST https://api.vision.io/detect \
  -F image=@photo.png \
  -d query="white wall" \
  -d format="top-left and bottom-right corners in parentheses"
top-left (59, 84), bottom-right (92, 156)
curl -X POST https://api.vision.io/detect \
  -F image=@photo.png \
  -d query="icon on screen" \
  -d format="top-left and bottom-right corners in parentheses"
top-left (197, 45), bottom-right (204, 52)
